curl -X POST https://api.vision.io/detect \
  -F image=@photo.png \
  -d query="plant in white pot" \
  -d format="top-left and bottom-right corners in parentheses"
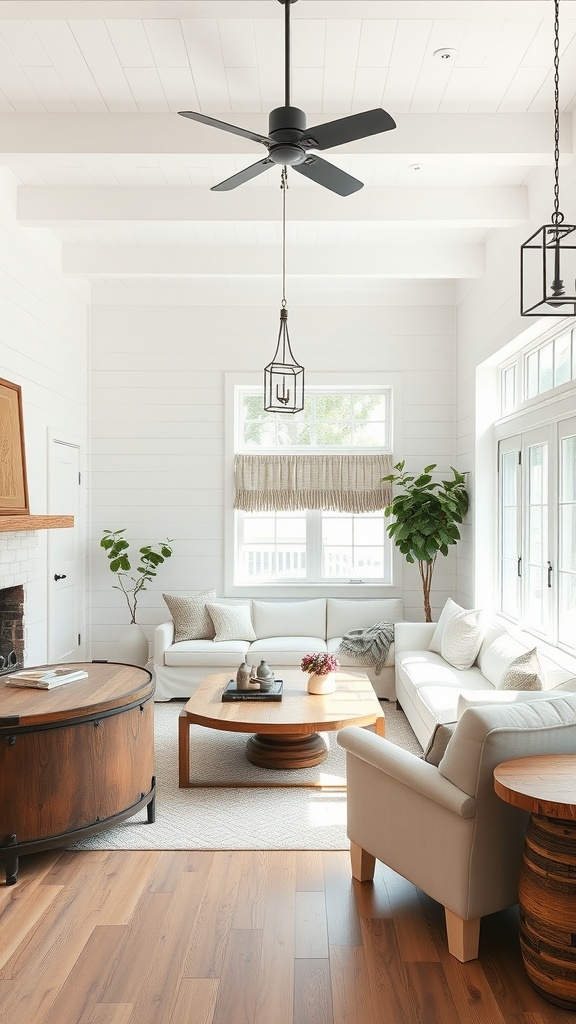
top-left (100, 529), bottom-right (174, 666)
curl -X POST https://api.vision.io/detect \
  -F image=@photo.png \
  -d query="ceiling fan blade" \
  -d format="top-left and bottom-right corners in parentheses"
top-left (293, 156), bottom-right (363, 197)
top-left (212, 158), bottom-right (274, 192)
top-left (178, 110), bottom-right (270, 147)
top-left (304, 108), bottom-right (396, 151)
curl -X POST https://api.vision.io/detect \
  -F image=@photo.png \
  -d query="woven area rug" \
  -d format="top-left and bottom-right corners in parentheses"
top-left (69, 701), bottom-right (421, 852)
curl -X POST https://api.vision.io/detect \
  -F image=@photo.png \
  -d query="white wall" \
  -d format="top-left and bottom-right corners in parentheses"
top-left (89, 293), bottom-right (458, 659)
top-left (0, 168), bottom-right (90, 665)
top-left (456, 135), bottom-right (576, 612)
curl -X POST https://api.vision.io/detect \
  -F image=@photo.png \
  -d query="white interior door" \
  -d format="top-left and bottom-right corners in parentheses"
top-left (48, 438), bottom-right (85, 662)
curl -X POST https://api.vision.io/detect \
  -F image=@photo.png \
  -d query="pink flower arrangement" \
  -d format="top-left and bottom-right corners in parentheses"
top-left (301, 652), bottom-right (340, 676)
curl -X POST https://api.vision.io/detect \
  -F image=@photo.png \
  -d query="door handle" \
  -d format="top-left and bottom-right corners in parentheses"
top-left (547, 561), bottom-right (553, 588)
top-left (54, 574), bottom-right (67, 581)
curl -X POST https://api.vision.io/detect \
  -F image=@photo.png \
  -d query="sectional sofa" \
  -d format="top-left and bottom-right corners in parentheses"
top-left (153, 596), bottom-right (404, 701)
top-left (395, 609), bottom-right (576, 747)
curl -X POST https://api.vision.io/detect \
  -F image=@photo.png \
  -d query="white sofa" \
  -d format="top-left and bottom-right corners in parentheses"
top-left (395, 617), bottom-right (576, 748)
top-left (153, 597), bottom-right (404, 701)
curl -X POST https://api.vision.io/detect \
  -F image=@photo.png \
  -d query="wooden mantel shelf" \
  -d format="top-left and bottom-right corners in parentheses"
top-left (0, 515), bottom-right (74, 532)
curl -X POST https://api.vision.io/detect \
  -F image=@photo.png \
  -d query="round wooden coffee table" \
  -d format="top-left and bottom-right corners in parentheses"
top-left (178, 669), bottom-right (385, 784)
top-left (0, 662), bottom-right (156, 885)
top-left (494, 754), bottom-right (576, 1009)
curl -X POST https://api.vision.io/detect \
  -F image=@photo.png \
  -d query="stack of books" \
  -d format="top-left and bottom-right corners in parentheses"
top-left (222, 679), bottom-right (283, 702)
top-left (5, 667), bottom-right (89, 689)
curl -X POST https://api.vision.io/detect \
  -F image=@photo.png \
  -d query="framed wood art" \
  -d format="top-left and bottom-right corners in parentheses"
top-left (0, 377), bottom-right (29, 515)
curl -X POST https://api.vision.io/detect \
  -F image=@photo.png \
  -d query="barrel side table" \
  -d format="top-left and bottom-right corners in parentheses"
top-left (0, 662), bottom-right (156, 885)
top-left (494, 754), bottom-right (576, 1009)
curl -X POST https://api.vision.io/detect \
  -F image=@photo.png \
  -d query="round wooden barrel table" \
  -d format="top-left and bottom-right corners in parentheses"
top-left (494, 754), bottom-right (576, 1009)
top-left (0, 662), bottom-right (156, 885)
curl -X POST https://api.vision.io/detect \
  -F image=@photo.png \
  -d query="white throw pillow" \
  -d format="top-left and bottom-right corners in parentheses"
top-left (163, 589), bottom-right (216, 641)
top-left (480, 633), bottom-right (533, 687)
top-left (206, 602), bottom-right (256, 642)
top-left (496, 648), bottom-right (543, 691)
top-left (429, 597), bottom-right (463, 654)
top-left (440, 608), bottom-right (485, 670)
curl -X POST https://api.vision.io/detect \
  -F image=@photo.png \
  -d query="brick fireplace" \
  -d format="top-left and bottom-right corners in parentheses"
top-left (0, 585), bottom-right (24, 674)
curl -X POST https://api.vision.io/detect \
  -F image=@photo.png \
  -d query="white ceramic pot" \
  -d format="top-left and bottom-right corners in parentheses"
top-left (307, 671), bottom-right (336, 695)
top-left (117, 623), bottom-right (149, 667)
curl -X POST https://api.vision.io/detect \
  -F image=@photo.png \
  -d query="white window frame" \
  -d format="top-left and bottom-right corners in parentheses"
top-left (224, 372), bottom-right (404, 598)
top-left (495, 394), bottom-right (576, 659)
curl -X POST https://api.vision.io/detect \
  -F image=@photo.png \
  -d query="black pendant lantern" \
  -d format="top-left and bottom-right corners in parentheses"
top-left (264, 167), bottom-right (305, 413)
top-left (521, 0), bottom-right (576, 316)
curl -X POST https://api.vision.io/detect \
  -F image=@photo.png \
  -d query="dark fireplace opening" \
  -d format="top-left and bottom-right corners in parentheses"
top-left (0, 585), bottom-right (24, 675)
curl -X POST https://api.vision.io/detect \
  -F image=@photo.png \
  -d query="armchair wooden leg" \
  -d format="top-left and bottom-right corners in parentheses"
top-left (445, 908), bottom-right (480, 962)
top-left (350, 841), bottom-right (376, 881)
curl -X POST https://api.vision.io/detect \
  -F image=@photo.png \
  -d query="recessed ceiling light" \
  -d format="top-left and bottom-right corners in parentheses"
top-left (409, 163), bottom-right (423, 172)
top-left (433, 48), bottom-right (457, 62)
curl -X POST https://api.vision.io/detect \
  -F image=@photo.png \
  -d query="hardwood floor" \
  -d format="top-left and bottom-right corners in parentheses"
top-left (0, 848), bottom-right (573, 1024)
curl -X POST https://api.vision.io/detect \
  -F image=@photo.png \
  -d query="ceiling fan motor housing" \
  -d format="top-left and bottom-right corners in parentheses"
top-left (268, 106), bottom-right (308, 165)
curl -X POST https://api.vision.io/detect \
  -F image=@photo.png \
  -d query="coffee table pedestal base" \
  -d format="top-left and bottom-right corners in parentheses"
top-left (246, 732), bottom-right (328, 770)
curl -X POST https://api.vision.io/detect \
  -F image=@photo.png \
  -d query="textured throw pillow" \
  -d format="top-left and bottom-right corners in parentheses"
top-left (440, 608), bottom-right (485, 670)
top-left (496, 648), bottom-right (543, 691)
top-left (423, 722), bottom-right (457, 767)
top-left (206, 602), bottom-right (256, 642)
top-left (429, 597), bottom-right (464, 654)
top-left (163, 589), bottom-right (216, 642)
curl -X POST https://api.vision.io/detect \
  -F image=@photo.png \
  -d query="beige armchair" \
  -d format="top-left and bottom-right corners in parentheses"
top-left (337, 694), bottom-right (576, 961)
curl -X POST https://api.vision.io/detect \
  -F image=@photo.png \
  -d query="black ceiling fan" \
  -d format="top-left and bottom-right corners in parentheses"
top-left (178, 0), bottom-right (396, 196)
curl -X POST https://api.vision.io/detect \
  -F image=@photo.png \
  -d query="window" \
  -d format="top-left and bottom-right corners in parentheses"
top-left (234, 387), bottom-right (393, 586)
top-left (501, 327), bottom-right (576, 414)
top-left (497, 417), bottom-right (576, 656)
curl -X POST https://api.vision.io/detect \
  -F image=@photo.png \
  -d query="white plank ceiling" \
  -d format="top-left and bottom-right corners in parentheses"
top-left (1, 0), bottom-right (576, 298)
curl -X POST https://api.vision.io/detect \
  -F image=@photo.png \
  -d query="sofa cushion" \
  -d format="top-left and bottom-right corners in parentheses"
top-left (480, 633), bottom-right (531, 687)
top-left (326, 598), bottom-right (403, 639)
top-left (396, 650), bottom-right (487, 691)
top-left (429, 597), bottom-right (463, 654)
top-left (164, 638), bottom-right (249, 667)
top-left (497, 648), bottom-right (543, 691)
top-left (440, 608), bottom-right (485, 670)
top-left (206, 602), bottom-right (256, 642)
top-left (252, 599), bottom-right (326, 639)
top-left (162, 589), bottom-right (216, 641)
top-left (248, 636), bottom-right (327, 667)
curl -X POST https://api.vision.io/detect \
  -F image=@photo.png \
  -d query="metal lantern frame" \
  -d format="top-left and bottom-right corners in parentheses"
top-left (263, 166), bottom-right (305, 414)
top-left (521, 0), bottom-right (576, 317)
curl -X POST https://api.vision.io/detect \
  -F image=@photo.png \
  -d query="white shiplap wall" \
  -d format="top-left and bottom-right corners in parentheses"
top-left (89, 298), bottom-right (457, 659)
top-left (0, 167), bottom-right (89, 665)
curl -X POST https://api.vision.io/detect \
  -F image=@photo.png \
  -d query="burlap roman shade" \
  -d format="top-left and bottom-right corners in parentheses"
top-left (234, 453), bottom-right (393, 513)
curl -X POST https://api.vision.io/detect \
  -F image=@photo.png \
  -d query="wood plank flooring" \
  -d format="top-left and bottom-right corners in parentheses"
top-left (0, 848), bottom-right (573, 1024)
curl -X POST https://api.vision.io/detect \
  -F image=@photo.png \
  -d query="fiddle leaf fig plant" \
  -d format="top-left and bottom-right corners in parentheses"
top-left (100, 529), bottom-right (174, 624)
top-left (383, 461), bottom-right (469, 622)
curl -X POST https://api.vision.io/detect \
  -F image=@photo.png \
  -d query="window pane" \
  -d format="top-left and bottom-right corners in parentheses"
top-left (353, 394), bottom-right (387, 420)
top-left (354, 515), bottom-right (385, 545)
top-left (526, 352), bottom-right (538, 398)
top-left (316, 421), bottom-right (354, 446)
top-left (560, 506), bottom-right (576, 572)
top-left (353, 422), bottom-right (387, 446)
top-left (322, 516), bottom-right (353, 545)
top-left (559, 573), bottom-right (576, 650)
top-left (555, 333), bottom-right (571, 387)
top-left (502, 506), bottom-right (517, 558)
top-left (561, 435), bottom-right (576, 502)
top-left (502, 365), bottom-right (516, 414)
top-left (525, 565), bottom-right (545, 630)
top-left (525, 442), bottom-right (548, 634)
top-left (239, 512), bottom-right (306, 581)
top-left (539, 343), bottom-right (553, 393)
top-left (501, 560), bottom-right (520, 618)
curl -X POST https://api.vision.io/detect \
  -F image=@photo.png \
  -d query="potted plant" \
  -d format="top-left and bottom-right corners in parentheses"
top-left (100, 529), bottom-right (174, 665)
top-left (301, 651), bottom-right (340, 694)
top-left (383, 461), bottom-right (469, 622)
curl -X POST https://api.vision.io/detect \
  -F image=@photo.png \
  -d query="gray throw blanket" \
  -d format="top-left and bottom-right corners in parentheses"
top-left (337, 621), bottom-right (395, 676)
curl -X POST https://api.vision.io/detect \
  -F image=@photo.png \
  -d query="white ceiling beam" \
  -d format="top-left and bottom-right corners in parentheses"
top-left (18, 185), bottom-right (527, 228)
top-left (0, 113), bottom-right (570, 164)
top-left (2, 2), bottom-right (576, 20)
top-left (62, 242), bottom-right (484, 278)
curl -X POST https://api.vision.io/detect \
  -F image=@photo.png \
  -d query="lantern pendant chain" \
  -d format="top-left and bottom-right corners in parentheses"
top-left (281, 166), bottom-right (288, 307)
top-left (552, 0), bottom-right (563, 227)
